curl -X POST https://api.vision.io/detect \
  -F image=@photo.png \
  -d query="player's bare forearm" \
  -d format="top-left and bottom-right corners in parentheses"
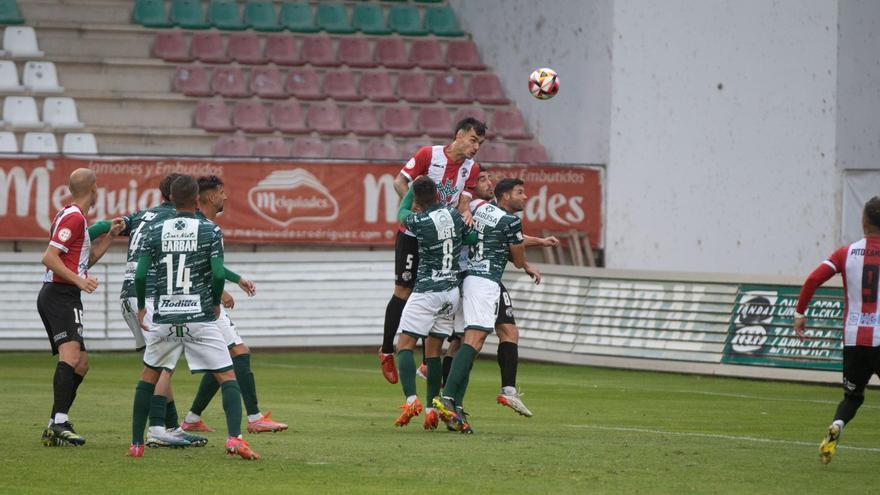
top-left (508, 244), bottom-right (527, 269)
top-left (42, 247), bottom-right (85, 286)
top-left (393, 173), bottom-right (410, 199)
top-left (458, 194), bottom-right (473, 226)
top-left (88, 235), bottom-right (113, 267)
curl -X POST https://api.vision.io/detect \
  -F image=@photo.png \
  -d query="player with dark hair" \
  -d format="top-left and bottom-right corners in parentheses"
top-left (794, 196), bottom-right (880, 464)
top-left (379, 118), bottom-right (485, 384)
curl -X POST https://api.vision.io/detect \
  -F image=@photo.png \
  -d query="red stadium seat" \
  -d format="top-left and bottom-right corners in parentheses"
top-left (344, 106), bottom-right (383, 136)
top-left (253, 136), bottom-right (290, 157)
top-left (232, 100), bottom-right (272, 133)
top-left (446, 40), bottom-right (485, 70)
top-left (323, 71), bottom-right (362, 101)
top-left (302, 35), bottom-right (339, 67)
top-left (410, 39), bottom-right (447, 69)
top-left (250, 66), bottom-right (286, 99)
top-left (195, 100), bottom-right (234, 132)
top-left (328, 139), bottom-right (365, 159)
top-left (191, 32), bottom-right (229, 63)
top-left (375, 38), bottom-right (412, 69)
top-left (338, 37), bottom-right (375, 68)
top-left (514, 142), bottom-right (548, 164)
top-left (211, 66), bottom-right (250, 97)
top-left (153, 31), bottom-right (192, 62)
top-left (291, 137), bottom-right (326, 158)
top-left (453, 107), bottom-right (487, 125)
top-left (228, 32), bottom-right (266, 65)
top-left (365, 140), bottom-right (402, 160)
top-left (265, 35), bottom-right (302, 66)
top-left (491, 107), bottom-right (532, 139)
top-left (433, 72), bottom-right (471, 104)
top-left (417, 106), bottom-right (452, 138)
top-left (397, 72), bottom-right (435, 103)
top-left (360, 72), bottom-right (396, 102)
top-left (469, 74), bottom-right (509, 105)
top-left (381, 106), bottom-right (420, 137)
top-left (213, 135), bottom-right (252, 156)
top-left (269, 101), bottom-right (308, 134)
top-left (306, 103), bottom-right (345, 135)
top-left (284, 68), bottom-right (323, 100)
top-left (172, 65), bottom-right (211, 96)
top-left (476, 142), bottom-right (512, 162)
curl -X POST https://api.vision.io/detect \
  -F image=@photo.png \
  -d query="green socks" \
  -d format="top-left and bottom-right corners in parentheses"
top-left (165, 400), bottom-right (179, 429)
top-left (443, 344), bottom-right (478, 404)
top-left (426, 357), bottom-right (441, 403)
top-left (149, 394), bottom-right (168, 428)
top-left (220, 380), bottom-right (243, 437)
top-left (232, 353), bottom-right (260, 416)
top-left (190, 372), bottom-right (220, 415)
top-left (132, 380), bottom-right (155, 444)
top-left (398, 349), bottom-right (417, 398)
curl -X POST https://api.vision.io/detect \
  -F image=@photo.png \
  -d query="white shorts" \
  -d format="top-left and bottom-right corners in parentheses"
top-left (398, 288), bottom-right (460, 338)
top-left (122, 297), bottom-right (152, 351)
top-left (461, 276), bottom-right (501, 333)
top-left (143, 319), bottom-right (233, 373)
top-left (217, 307), bottom-right (244, 347)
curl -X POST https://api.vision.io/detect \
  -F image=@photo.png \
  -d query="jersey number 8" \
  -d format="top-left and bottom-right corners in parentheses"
top-left (442, 238), bottom-right (454, 271)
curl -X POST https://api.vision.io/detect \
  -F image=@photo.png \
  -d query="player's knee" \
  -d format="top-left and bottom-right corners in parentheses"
top-left (393, 286), bottom-right (412, 300)
top-left (230, 343), bottom-right (250, 356)
top-left (496, 324), bottom-right (518, 343)
top-left (140, 367), bottom-right (160, 384)
top-left (214, 370), bottom-right (236, 383)
top-left (844, 389), bottom-right (865, 406)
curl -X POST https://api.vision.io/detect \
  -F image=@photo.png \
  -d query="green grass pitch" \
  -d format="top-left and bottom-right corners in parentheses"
top-left (2, 351), bottom-right (878, 494)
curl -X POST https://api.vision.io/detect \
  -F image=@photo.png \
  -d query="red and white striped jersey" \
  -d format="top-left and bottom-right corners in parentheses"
top-left (43, 204), bottom-right (90, 284)
top-left (798, 237), bottom-right (880, 346)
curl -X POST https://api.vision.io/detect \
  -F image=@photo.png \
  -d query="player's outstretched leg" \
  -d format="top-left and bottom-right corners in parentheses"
top-left (231, 351), bottom-right (288, 434)
top-left (496, 340), bottom-right (533, 417)
top-left (380, 295), bottom-right (407, 384)
top-left (182, 373), bottom-right (219, 432)
top-left (217, 375), bottom-right (260, 460)
top-left (394, 348), bottom-right (422, 426)
top-left (819, 420), bottom-right (844, 464)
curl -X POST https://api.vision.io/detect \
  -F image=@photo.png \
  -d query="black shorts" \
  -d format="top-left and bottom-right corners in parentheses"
top-left (496, 282), bottom-right (516, 326)
top-left (394, 231), bottom-right (419, 288)
top-left (841, 346), bottom-right (880, 395)
top-left (37, 282), bottom-right (85, 355)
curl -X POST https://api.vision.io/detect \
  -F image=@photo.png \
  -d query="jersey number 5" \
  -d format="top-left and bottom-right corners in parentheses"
top-left (162, 254), bottom-right (192, 294)
top-left (863, 264), bottom-right (879, 304)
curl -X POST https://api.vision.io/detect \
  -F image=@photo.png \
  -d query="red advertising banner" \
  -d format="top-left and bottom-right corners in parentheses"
top-left (0, 157), bottom-right (603, 247)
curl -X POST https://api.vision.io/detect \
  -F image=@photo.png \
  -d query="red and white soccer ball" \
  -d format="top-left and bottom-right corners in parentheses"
top-left (528, 68), bottom-right (559, 100)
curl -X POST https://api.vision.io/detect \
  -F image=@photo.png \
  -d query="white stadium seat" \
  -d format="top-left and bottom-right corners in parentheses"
top-left (0, 131), bottom-right (17, 152)
top-left (3, 96), bottom-right (42, 128)
top-left (3, 27), bottom-right (44, 58)
top-left (22, 132), bottom-right (58, 153)
top-left (43, 97), bottom-right (84, 129)
top-left (0, 61), bottom-right (23, 91)
top-left (22, 61), bottom-right (63, 93)
top-left (62, 132), bottom-right (98, 154)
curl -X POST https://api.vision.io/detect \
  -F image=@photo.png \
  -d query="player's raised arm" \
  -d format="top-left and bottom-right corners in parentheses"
top-left (88, 217), bottom-right (126, 267)
top-left (396, 187), bottom-right (415, 223)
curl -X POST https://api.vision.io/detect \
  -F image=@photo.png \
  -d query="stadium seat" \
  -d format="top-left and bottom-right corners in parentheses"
top-left (191, 32), bottom-right (229, 63)
top-left (3, 96), bottom-right (40, 128)
top-left (211, 66), bottom-right (250, 98)
top-left (453, 107), bottom-right (487, 125)
top-left (152, 31), bottom-right (192, 62)
top-left (381, 106), bottom-right (420, 137)
top-left (43, 97), bottom-right (84, 130)
top-left (233, 100), bottom-right (272, 133)
top-left (0, 60), bottom-right (22, 91)
top-left (62, 133), bottom-right (98, 154)
top-left (388, 5), bottom-right (427, 36)
top-left (344, 106), bottom-right (382, 136)
top-left (446, 40), bottom-right (485, 70)
top-left (491, 107), bottom-right (532, 139)
top-left (253, 136), bottom-right (289, 157)
top-left (265, 35), bottom-right (302, 66)
top-left (514, 142), bottom-right (548, 164)
top-left (425, 7), bottom-right (464, 37)
top-left (352, 4), bottom-right (390, 35)
top-left (338, 38), bottom-right (375, 68)
top-left (208, 0), bottom-right (246, 30)
top-left (170, 0), bottom-right (210, 29)
top-left (22, 62), bottom-right (62, 93)
top-left (469, 73), bottom-right (509, 104)
top-left (3, 26), bottom-right (42, 57)
top-left (245, 1), bottom-right (282, 31)
top-left (133, 0), bottom-right (172, 28)
top-left (365, 140), bottom-right (401, 160)
top-left (228, 32), bottom-right (266, 64)
top-left (410, 39), bottom-right (446, 69)
top-left (397, 72), bottom-right (434, 103)
top-left (329, 139), bottom-right (364, 159)
top-left (360, 72), bottom-right (396, 102)
top-left (302, 35), bottom-right (339, 67)
top-left (284, 68), bottom-right (323, 100)
top-left (213, 134), bottom-right (251, 156)
top-left (250, 66), bottom-right (286, 98)
top-left (417, 107), bottom-right (452, 138)
top-left (374, 38), bottom-right (412, 69)
top-left (290, 136), bottom-right (325, 158)
top-left (22, 132), bottom-right (57, 153)
top-left (0, 0), bottom-right (23, 25)
top-left (323, 71), bottom-right (361, 101)
top-left (195, 99), bottom-right (234, 132)
top-left (306, 103), bottom-right (345, 135)
top-left (0, 131), bottom-right (16, 152)
top-left (269, 101), bottom-right (307, 134)
top-left (280, 2), bottom-right (319, 33)
top-left (172, 65), bottom-right (211, 96)
top-left (317, 3), bottom-right (355, 34)
top-left (477, 142), bottom-right (512, 162)
top-left (433, 72), bottom-right (471, 103)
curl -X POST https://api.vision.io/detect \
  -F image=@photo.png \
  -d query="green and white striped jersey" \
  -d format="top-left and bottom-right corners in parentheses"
top-left (120, 202), bottom-right (177, 300)
top-left (466, 199), bottom-right (524, 283)
top-left (403, 204), bottom-right (468, 293)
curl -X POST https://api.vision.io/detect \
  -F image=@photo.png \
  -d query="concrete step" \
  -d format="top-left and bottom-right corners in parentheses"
top-left (20, 0), bottom-right (133, 25)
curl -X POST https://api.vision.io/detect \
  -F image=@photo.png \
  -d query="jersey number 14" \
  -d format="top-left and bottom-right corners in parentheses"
top-left (162, 254), bottom-right (192, 294)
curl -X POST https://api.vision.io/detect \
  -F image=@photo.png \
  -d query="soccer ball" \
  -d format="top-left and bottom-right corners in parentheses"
top-left (528, 68), bottom-right (559, 100)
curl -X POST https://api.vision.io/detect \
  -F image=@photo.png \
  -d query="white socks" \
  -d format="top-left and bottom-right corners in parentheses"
top-left (184, 412), bottom-right (200, 424)
top-left (502, 386), bottom-right (517, 395)
top-left (406, 395), bottom-right (418, 405)
top-left (832, 419), bottom-right (845, 431)
top-left (247, 413), bottom-right (263, 423)
top-left (53, 413), bottom-right (68, 425)
top-left (148, 426), bottom-right (165, 437)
